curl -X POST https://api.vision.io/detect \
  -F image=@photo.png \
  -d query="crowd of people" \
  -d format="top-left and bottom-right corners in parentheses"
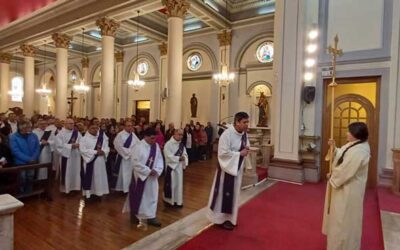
top-left (0, 111), bottom-right (222, 227)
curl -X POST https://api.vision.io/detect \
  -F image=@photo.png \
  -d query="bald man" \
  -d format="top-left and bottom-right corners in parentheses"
top-left (163, 129), bottom-right (188, 208)
top-left (55, 118), bottom-right (82, 193)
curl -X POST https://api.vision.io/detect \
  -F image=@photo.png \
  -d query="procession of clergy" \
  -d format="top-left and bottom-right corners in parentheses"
top-left (1, 110), bottom-right (371, 249)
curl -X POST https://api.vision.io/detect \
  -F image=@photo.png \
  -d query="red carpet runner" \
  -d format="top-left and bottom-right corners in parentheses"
top-left (179, 182), bottom-right (384, 250)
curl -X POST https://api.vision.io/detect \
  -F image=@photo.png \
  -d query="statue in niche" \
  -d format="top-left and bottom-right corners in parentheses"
top-left (190, 93), bottom-right (198, 118)
top-left (255, 92), bottom-right (269, 127)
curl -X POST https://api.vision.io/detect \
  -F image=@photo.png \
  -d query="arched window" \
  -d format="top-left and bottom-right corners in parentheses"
top-left (256, 42), bottom-right (274, 63)
top-left (187, 53), bottom-right (202, 71)
top-left (10, 76), bottom-right (24, 102)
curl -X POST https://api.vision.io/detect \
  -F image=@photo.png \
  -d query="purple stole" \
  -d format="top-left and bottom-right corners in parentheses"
top-left (39, 130), bottom-right (52, 153)
top-left (164, 142), bottom-right (185, 199)
top-left (113, 133), bottom-right (133, 179)
top-left (129, 143), bottom-right (157, 215)
top-left (210, 132), bottom-right (247, 214)
top-left (82, 131), bottom-right (104, 191)
top-left (61, 129), bottom-right (79, 186)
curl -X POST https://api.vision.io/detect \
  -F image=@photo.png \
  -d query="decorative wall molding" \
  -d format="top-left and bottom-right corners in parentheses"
top-left (51, 33), bottom-right (71, 49)
top-left (125, 52), bottom-right (159, 79)
top-left (159, 42), bottom-right (168, 56)
top-left (96, 17), bottom-right (120, 37)
top-left (234, 32), bottom-right (273, 68)
top-left (162, 0), bottom-right (190, 19)
top-left (0, 53), bottom-right (12, 64)
top-left (20, 44), bottom-right (36, 57)
top-left (246, 80), bottom-right (273, 95)
top-left (183, 42), bottom-right (218, 71)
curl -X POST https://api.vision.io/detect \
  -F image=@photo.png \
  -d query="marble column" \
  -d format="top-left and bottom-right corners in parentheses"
top-left (217, 30), bottom-right (232, 122)
top-left (162, 0), bottom-right (190, 127)
top-left (96, 17), bottom-right (119, 119)
top-left (0, 194), bottom-right (24, 250)
top-left (115, 51), bottom-right (124, 119)
top-left (52, 33), bottom-right (71, 119)
top-left (81, 57), bottom-right (89, 117)
top-left (269, 0), bottom-right (306, 183)
top-left (20, 44), bottom-right (36, 117)
top-left (0, 53), bottom-right (12, 112)
top-left (159, 42), bottom-right (168, 121)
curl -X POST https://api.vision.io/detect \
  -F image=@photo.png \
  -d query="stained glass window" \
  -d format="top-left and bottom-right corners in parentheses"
top-left (137, 61), bottom-right (149, 76)
top-left (257, 42), bottom-right (274, 63)
top-left (187, 53), bottom-right (202, 71)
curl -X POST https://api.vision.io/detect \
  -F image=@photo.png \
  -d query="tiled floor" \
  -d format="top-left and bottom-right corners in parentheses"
top-left (381, 211), bottom-right (400, 250)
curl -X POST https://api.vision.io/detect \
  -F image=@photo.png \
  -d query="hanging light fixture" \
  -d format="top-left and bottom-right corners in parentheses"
top-left (213, 0), bottom-right (235, 87)
top-left (8, 50), bottom-right (24, 100)
top-left (73, 28), bottom-right (90, 93)
top-left (127, 10), bottom-right (145, 91)
top-left (36, 41), bottom-right (52, 96)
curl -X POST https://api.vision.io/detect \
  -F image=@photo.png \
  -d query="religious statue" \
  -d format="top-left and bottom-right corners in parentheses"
top-left (255, 92), bottom-right (269, 127)
top-left (190, 93), bottom-right (198, 118)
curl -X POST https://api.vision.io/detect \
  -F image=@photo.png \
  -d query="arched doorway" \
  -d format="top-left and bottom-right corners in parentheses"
top-left (321, 77), bottom-right (380, 188)
top-left (247, 82), bottom-right (272, 128)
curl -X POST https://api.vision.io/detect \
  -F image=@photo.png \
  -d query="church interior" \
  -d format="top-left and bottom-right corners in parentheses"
top-left (0, 0), bottom-right (400, 249)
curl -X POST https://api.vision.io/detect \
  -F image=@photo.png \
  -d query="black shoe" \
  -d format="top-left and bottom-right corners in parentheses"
top-left (164, 201), bottom-right (174, 208)
top-left (222, 221), bottom-right (235, 230)
top-left (175, 204), bottom-right (183, 209)
top-left (130, 214), bottom-right (138, 224)
top-left (148, 218), bottom-right (162, 227)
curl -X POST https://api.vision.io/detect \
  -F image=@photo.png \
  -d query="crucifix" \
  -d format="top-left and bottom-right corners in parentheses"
top-left (326, 35), bottom-right (343, 214)
top-left (67, 90), bottom-right (78, 116)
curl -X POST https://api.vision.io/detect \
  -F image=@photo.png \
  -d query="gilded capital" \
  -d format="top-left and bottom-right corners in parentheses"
top-left (20, 44), bottom-right (36, 57)
top-left (162, 0), bottom-right (190, 18)
top-left (96, 17), bottom-right (120, 37)
top-left (217, 30), bottom-right (232, 47)
top-left (52, 33), bottom-right (71, 49)
top-left (159, 42), bottom-right (167, 56)
top-left (115, 51), bottom-right (124, 62)
top-left (81, 57), bottom-right (89, 68)
top-left (0, 53), bottom-right (12, 64)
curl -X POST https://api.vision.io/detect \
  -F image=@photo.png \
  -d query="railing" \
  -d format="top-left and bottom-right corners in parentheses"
top-left (0, 163), bottom-right (53, 201)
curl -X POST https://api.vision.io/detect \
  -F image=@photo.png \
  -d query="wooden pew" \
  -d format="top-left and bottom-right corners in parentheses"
top-left (0, 163), bottom-right (53, 201)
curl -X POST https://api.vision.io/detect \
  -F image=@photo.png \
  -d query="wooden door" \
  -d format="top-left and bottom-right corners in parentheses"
top-left (321, 77), bottom-right (380, 188)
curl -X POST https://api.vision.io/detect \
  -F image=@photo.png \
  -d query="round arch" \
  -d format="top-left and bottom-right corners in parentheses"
top-left (89, 61), bottom-right (102, 84)
top-left (246, 80), bottom-right (273, 96)
top-left (234, 32), bottom-right (273, 68)
top-left (125, 52), bottom-right (159, 80)
top-left (183, 42), bottom-right (218, 71)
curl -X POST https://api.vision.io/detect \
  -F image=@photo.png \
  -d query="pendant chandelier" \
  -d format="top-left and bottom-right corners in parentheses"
top-left (73, 28), bottom-right (90, 93)
top-left (36, 41), bottom-right (52, 96)
top-left (127, 10), bottom-right (145, 91)
top-left (213, 0), bottom-right (234, 87)
top-left (8, 50), bottom-right (24, 99)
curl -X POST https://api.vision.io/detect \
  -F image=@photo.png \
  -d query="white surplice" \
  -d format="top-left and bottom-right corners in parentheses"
top-left (322, 141), bottom-right (370, 250)
top-left (163, 137), bottom-right (188, 206)
top-left (55, 128), bottom-right (82, 193)
top-left (207, 125), bottom-right (249, 225)
top-left (80, 132), bottom-right (110, 198)
top-left (122, 140), bottom-right (164, 219)
top-left (33, 128), bottom-right (54, 180)
top-left (114, 130), bottom-right (139, 193)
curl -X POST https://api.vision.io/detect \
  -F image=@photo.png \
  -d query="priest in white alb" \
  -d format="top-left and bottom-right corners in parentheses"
top-left (33, 118), bottom-right (54, 180)
top-left (55, 118), bottom-right (82, 193)
top-left (207, 112), bottom-right (250, 230)
top-left (80, 122), bottom-right (110, 199)
top-left (322, 122), bottom-right (370, 250)
top-left (163, 128), bottom-right (188, 207)
top-left (114, 120), bottom-right (139, 193)
top-left (123, 128), bottom-right (164, 227)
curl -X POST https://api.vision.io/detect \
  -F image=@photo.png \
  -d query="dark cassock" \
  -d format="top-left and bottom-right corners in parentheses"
top-left (207, 122), bottom-right (249, 229)
top-left (55, 128), bottom-right (82, 193)
top-left (80, 128), bottom-right (110, 198)
top-left (114, 129), bottom-right (139, 193)
top-left (163, 134), bottom-right (188, 207)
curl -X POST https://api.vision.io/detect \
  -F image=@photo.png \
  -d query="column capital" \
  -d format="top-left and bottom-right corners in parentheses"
top-left (52, 33), bottom-right (71, 49)
top-left (0, 53), bottom-right (12, 64)
top-left (217, 30), bottom-right (232, 47)
top-left (81, 57), bottom-right (89, 68)
top-left (96, 17), bottom-right (120, 37)
top-left (20, 44), bottom-right (36, 57)
top-left (162, 0), bottom-right (190, 19)
top-left (159, 42), bottom-right (168, 56)
top-left (115, 51), bottom-right (124, 62)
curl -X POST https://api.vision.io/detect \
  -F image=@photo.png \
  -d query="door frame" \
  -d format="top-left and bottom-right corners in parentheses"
top-left (320, 76), bottom-right (381, 188)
